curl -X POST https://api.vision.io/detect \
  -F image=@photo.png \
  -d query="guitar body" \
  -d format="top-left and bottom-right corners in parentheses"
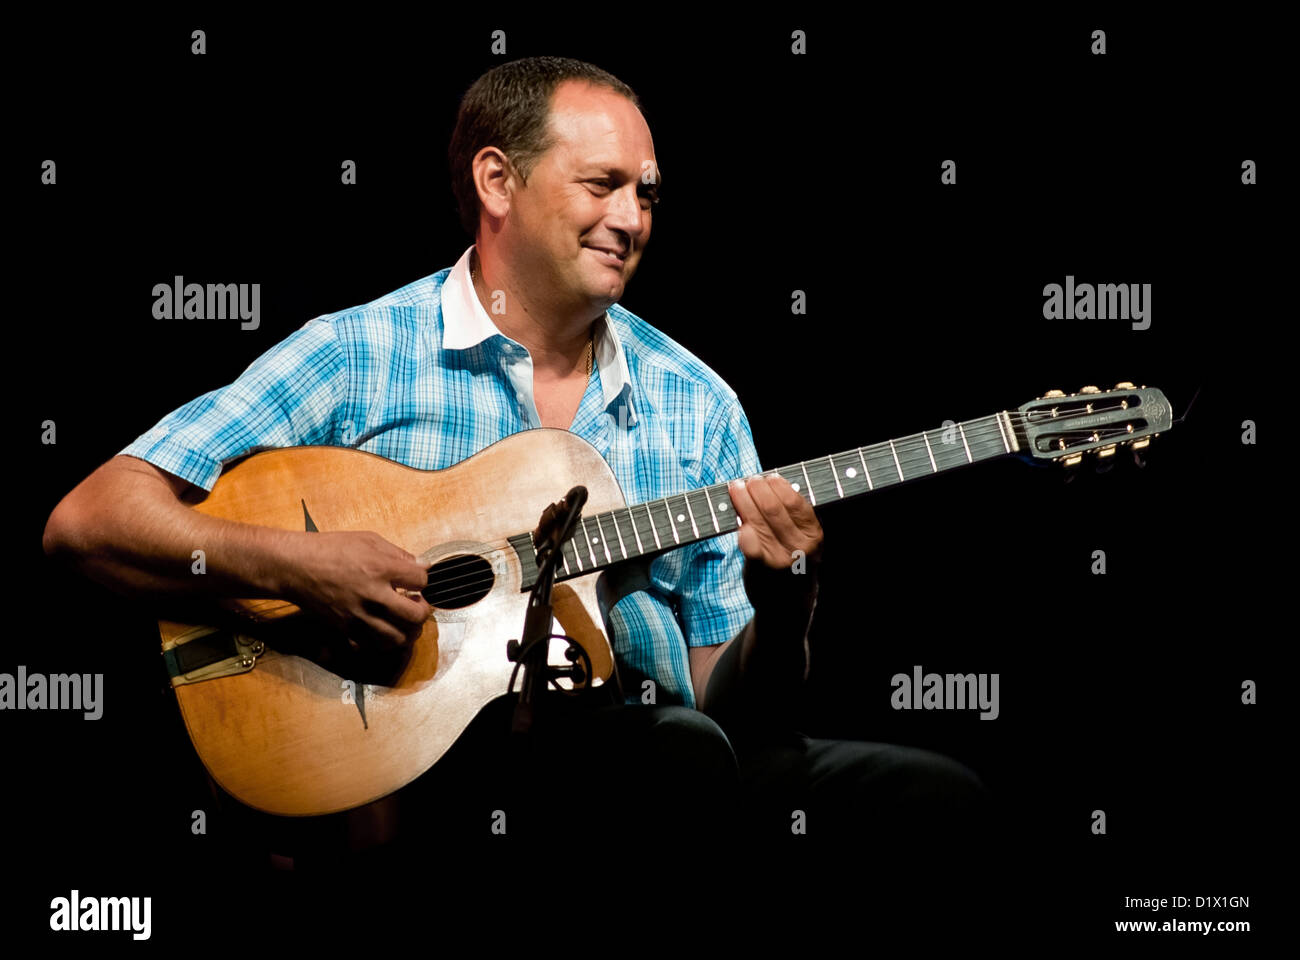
top-left (162, 429), bottom-right (625, 817)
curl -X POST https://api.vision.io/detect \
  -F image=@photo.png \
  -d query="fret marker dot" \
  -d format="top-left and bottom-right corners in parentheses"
top-left (677, 513), bottom-right (686, 523)
top-left (846, 467), bottom-right (857, 478)
top-left (592, 536), bottom-right (599, 544)
top-left (791, 482), bottom-right (800, 492)
top-left (718, 502), bottom-right (728, 511)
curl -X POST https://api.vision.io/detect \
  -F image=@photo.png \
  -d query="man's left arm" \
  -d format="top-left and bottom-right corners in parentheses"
top-left (689, 474), bottom-right (823, 719)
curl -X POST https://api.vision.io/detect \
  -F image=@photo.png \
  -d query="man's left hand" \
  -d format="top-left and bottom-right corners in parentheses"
top-left (727, 473), bottom-right (824, 613)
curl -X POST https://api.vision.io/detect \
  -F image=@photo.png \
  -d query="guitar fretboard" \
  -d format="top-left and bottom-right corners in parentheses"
top-left (509, 411), bottom-right (1021, 587)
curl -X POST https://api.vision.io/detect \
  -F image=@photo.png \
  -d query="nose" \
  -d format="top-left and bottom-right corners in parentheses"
top-left (605, 183), bottom-right (648, 244)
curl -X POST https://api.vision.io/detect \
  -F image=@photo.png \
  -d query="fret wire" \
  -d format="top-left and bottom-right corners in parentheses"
top-left (830, 451), bottom-right (863, 496)
top-left (702, 487), bottom-right (720, 532)
top-left (664, 497), bottom-right (680, 543)
top-left (593, 514), bottom-right (613, 564)
top-left (857, 447), bottom-right (873, 489)
top-left (993, 412), bottom-right (1011, 453)
top-left (888, 440), bottom-right (904, 481)
top-left (682, 492), bottom-right (701, 539)
top-left (805, 457), bottom-right (838, 503)
top-left (775, 465), bottom-right (802, 499)
top-left (719, 485), bottom-right (737, 530)
top-left (827, 455), bottom-right (843, 498)
top-left (615, 507), bottom-right (639, 556)
top-left (611, 510), bottom-right (630, 557)
top-left (644, 503), bottom-right (662, 549)
top-left (956, 423), bottom-right (973, 463)
top-left (579, 516), bottom-right (599, 567)
top-left (863, 445), bottom-right (895, 486)
top-left (922, 431), bottom-right (937, 472)
top-left (798, 461), bottom-right (816, 505)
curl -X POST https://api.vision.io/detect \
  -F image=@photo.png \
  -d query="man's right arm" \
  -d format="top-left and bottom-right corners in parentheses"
top-left (42, 454), bottom-right (431, 648)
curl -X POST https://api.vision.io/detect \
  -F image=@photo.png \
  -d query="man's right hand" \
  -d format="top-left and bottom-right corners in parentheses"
top-left (282, 530), bottom-right (432, 652)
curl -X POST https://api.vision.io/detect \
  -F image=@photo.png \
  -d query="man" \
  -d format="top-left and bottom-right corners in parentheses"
top-left (43, 57), bottom-right (986, 869)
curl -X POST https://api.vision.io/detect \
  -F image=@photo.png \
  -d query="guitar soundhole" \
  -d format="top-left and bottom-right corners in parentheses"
top-left (423, 554), bottom-right (495, 608)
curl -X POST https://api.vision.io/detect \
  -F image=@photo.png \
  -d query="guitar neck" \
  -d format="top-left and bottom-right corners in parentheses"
top-left (509, 410), bottom-right (1023, 585)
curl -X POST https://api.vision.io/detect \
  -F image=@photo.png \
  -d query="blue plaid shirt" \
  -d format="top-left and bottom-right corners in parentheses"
top-left (120, 245), bottom-right (761, 708)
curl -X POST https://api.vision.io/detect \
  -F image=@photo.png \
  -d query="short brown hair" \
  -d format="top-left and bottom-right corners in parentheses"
top-left (448, 56), bottom-right (642, 238)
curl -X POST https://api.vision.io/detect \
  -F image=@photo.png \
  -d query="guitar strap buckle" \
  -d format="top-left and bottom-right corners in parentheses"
top-left (161, 625), bottom-right (265, 687)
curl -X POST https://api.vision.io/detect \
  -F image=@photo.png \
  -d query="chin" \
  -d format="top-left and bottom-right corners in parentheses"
top-left (583, 270), bottom-right (624, 300)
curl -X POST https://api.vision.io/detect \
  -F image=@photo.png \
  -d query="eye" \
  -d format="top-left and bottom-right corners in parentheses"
top-left (588, 179), bottom-right (613, 192)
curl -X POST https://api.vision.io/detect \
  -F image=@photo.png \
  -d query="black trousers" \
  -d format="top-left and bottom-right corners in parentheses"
top-left (209, 690), bottom-right (999, 946)
top-left (267, 689), bottom-right (992, 876)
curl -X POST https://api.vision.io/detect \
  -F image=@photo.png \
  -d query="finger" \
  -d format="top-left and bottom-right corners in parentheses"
top-left (726, 479), bottom-right (765, 557)
top-left (770, 476), bottom-right (824, 538)
top-left (357, 606), bottom-right (408, 648)
top-left (745, 475), bottom-right (803, 546)
top-left (727, 476), bottom-right (758, 519)
top-left (390, 559), bottom-right (431, 592)
top-left (381, 588), bottom-right (432, 628)
top-left (727, 478), bottom-right (767, 536)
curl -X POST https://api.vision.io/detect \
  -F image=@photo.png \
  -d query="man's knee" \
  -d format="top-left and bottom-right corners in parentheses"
top-left (604, 707), bottom-right (738, 837)
top-left (857, 745), bottom-right (990, 836)
top-left (627, 706), bottom-right (737, 793)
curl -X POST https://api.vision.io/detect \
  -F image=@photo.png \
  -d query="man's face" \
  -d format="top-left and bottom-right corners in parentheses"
top-left (506, 80), bottom-right (658, 311)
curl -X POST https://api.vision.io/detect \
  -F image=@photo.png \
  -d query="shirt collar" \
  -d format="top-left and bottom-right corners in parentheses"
top-left (442, 244), bottom-right (635, 421)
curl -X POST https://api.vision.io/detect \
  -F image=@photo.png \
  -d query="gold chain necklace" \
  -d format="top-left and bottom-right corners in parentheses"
top-left (472, 257), bottom-right (593, 383)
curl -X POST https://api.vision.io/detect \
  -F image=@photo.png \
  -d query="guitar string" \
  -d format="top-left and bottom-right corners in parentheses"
top-left (418, 407), bottom-right (1139, 568)
top-left (417, 412), bottom-right (1148, 596)
top-left (415, 406), bottom-right (1154, 603)
top-left (416, 400), bottom-right (1144, 560)
top-left (419, 402), bottom-right (1145, 575)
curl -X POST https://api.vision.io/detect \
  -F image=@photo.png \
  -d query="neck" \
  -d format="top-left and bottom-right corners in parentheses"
top-left (507, 410), bottom-right (1025, 588)
top-left (472, 246), bottom-right (597, 379)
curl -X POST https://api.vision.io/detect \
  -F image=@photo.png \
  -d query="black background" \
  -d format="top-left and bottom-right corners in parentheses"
top-left (12, 9), bottom-right (1282, 948)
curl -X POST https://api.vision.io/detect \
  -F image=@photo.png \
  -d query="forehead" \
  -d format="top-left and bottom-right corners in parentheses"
top-left (545, 81), bottom-right (655, 168)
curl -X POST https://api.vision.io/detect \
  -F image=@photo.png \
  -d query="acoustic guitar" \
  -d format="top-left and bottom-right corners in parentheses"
top-left (160, 383), bottom-right (1171, 816)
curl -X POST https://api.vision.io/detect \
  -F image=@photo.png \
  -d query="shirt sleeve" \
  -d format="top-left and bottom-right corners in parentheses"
top-left (117, 318), bottom-right (349, 492)
top-left (676, 393), bottom-right (762, 649)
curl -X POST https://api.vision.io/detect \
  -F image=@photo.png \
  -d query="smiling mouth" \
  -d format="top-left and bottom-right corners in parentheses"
top-left (585, 245), bottom-right (627, 266)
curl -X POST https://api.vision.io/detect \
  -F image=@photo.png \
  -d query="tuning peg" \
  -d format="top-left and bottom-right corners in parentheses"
top-left (1042, 389), bottom-right (1066, 399)
top-left (1132, 448), bottom-right (1147, 469)
top-left (1079, 386), bottom-right (1101, 394)
top-left (1113, 381), bottom-right (1136, 390)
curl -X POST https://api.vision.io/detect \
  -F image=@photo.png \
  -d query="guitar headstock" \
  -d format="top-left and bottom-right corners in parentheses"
top-left (1017, 382), bottom-right (1172, 465)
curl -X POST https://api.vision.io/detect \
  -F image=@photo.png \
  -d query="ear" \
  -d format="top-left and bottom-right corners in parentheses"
top-left (472, 146), bottom-right (516, 223)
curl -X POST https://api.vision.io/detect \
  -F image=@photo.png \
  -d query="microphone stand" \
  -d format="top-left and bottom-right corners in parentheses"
top-left (508, 485), bottom-right (588, 738)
